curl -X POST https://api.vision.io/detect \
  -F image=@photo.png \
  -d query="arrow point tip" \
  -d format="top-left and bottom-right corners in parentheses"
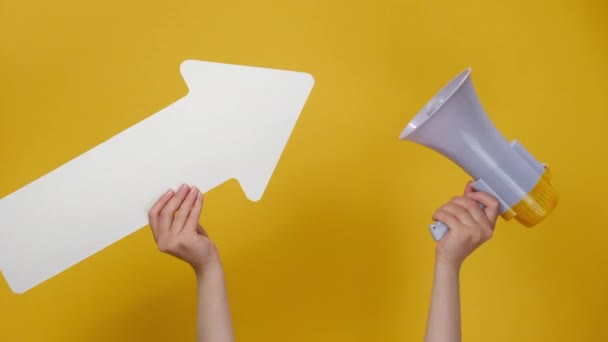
top-left (301, 72), bottom-right (315, 84)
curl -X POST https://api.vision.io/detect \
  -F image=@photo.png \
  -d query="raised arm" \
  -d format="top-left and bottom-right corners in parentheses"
top-left (148, 184), bottom-right (234, 342)
top-left (424, 182), bottom-right (501, 342)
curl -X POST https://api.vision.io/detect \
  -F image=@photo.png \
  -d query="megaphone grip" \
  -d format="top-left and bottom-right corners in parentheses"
top-left (429, 203), bottom-right (486, 242)
top-left (429, 221), bottom-right (449, 242)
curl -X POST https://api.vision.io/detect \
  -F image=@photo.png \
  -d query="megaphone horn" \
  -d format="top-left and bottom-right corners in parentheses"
top-left (400, 68), bottom-right (558, 242)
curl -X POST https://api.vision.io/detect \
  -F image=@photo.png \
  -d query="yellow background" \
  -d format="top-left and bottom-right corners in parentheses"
top-left (1, 0), bottom-right (606, 341)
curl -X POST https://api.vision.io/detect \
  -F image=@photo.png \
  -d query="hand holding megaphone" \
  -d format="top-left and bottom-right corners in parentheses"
top-left (429, 182), bottom-right (501, 242)
top-left (399, 68), bottom-right (559, 241)
top-left (428, 182), bottom-right (502, 266)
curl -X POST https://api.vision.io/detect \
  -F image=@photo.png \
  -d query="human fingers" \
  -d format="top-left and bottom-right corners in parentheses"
top-left (465, 191), bottom-right (501, 225)
top-left (159, 184), bottom-right (191, 232)
top-left (440, 200), bottom-right (476, 226)
top-left (432, 206), bottom-right (465, 232)
top-left (184, 190), bottom-right (204, 234)
top-left (148, 189), bottom-right (175, 239)
top-left (171, 186), bottom-right (199, 235)
top-left (449, 196), bottom-right (490, 226)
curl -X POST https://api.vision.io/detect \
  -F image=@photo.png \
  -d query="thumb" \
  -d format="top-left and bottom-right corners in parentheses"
top-left (197, 225), bottom-right (210, 238)
top-left (466, 191), bottom-right (501, 223)
top-left (463, 180), bottom-right (475, 195)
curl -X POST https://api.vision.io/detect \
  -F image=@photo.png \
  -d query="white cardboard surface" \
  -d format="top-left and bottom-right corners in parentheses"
top-left (0, 60), bottom-right (315, 294)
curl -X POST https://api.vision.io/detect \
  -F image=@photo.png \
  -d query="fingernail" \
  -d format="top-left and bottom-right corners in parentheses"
top-left (165, 189), bottom-right (174, 196)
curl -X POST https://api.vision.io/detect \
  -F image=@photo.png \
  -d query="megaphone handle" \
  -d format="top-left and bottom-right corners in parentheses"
top-left (429, 221), bottom-right (449, 242)
top-left (429, 203), bottom-right (486, 242)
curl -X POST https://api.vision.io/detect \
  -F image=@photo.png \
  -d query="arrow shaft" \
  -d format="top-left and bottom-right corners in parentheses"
top-left (0, 95), bottom-right (232, 293)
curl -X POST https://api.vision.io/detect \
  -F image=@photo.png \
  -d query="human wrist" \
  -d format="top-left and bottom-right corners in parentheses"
top-left (435, 253), bottom-right (463, 275)
top-left (194, 254), bottom-right (224, 282)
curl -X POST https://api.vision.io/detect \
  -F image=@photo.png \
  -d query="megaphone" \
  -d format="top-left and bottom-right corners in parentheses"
top-left (400, 68), bottom-right (558, 241)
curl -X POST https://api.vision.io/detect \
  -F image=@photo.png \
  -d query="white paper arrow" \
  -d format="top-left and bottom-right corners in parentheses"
top-left (0, 60), bottom-right (315, 294)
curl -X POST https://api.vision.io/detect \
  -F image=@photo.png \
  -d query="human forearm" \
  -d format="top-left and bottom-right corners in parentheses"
top-left (195, 260), bottom-right (234, 342)
top-left (425, 258), bottom-right (461, 342)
